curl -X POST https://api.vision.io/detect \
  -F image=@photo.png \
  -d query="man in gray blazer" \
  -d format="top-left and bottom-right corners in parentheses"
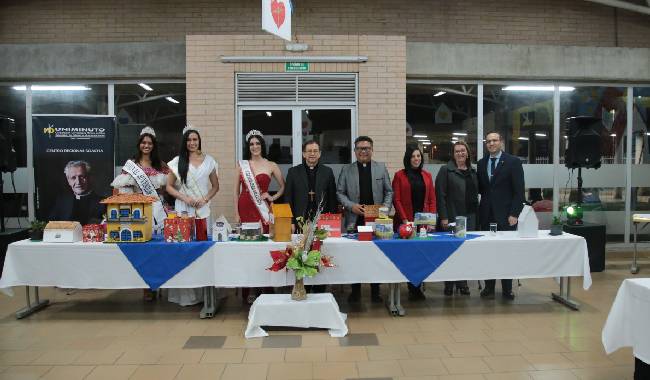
top-left (337, 135), bottom-right (393, 303)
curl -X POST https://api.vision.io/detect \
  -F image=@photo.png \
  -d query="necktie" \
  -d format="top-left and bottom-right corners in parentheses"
top-left (490, 157), bottom-right (496, 178)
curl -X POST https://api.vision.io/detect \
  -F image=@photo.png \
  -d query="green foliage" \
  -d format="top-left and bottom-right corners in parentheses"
top-left (552, 216), bottom-right (562, 225)
top-left (30, 220), bottom-right (47, 231)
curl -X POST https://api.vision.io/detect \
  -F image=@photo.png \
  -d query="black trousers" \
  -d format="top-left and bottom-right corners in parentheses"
top-left (635, 357), bottom-right (650, 380)
top-left (351, 283), bottom-right (380, 295)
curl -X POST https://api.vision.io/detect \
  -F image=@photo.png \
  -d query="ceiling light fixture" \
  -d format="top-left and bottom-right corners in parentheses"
top-left (413, 134), bottom-right (428, 138)
top-left (138, 83), bottom-right (153, 91)
top-left (502, 86), bottom-right (575, 92)
top-left (452, 132), bottom-right (467, 136)
top-left (166, 96), bottom-right (179, 104)
top-left (12, 85), bottom-right (91, 91)
top-left (433, 91), bottom-right (446, 97)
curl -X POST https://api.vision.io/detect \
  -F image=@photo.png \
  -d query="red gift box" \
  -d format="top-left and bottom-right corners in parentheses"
top-left (164, 217), bottom-right (195, 243)
top-left (317, 213), bottom-right (342, 238)
top-left (82, 224), bottom-right (105, 242)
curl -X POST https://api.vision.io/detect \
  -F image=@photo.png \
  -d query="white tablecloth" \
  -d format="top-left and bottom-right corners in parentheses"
top-left (0, 231), bottom-right (591, 294)
top-left (602, 278), bottom-right (650, 364)
top-left (245, 293), bottom-right (347, 338)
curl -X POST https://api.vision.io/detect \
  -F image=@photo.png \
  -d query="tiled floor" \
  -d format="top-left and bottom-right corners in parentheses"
top-left (0, 257), bottom-right (647, 379)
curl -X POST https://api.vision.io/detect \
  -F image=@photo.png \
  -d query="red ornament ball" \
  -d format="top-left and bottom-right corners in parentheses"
top-left (398, 224), bottom-right (413, 239)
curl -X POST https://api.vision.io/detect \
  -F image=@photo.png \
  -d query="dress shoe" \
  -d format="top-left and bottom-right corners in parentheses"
top-left (457, 286), bottom-right (471, 296)
top-left (443, 286), bottom-right (454, 297)
top-left (347, 291), bottom-right (361, 303)
top-left (502, 291), bottom-right (515, 300)
top-left (480, 288), bottom-right (495, 299)
top-left (408, 288), bottom-right (426, 301)
top-left (371, 293), bottom-right (383, 304)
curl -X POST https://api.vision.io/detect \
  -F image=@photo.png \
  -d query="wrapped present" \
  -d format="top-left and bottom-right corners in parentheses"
top-left (164, 216), bottom-right (194, 243)
top-left (363, 204), bottom-right (382, 223)
top-left (82, 224), bottom-right (105, 242)
top-left (357, 225), bottom-right (373, 241)
top-left (317, 213), bottom-right (342, 238)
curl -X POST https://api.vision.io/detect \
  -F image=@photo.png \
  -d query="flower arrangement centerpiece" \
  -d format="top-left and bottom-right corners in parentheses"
top-left (267, 203), bottom-right (334, 301)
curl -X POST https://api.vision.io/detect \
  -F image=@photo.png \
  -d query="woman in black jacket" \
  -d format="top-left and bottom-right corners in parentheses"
top-left (435, 141), bottom-right (479, 296)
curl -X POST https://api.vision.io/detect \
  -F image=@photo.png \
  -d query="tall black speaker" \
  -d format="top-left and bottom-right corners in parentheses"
top-left (0, 117), bottom-right (16, 173)
top-left (564, 116), bottom-right (603, 169)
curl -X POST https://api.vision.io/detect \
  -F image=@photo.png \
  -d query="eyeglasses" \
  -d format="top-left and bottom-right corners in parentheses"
top-left (355, 146), bottom-right (372, 152)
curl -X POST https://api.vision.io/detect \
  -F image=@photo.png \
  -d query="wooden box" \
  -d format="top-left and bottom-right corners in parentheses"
top-left (270, 203), bottom-right (293, 242)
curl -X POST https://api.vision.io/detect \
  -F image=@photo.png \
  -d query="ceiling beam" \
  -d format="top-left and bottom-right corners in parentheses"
top-left (584, 0), bottom-right (650, 16)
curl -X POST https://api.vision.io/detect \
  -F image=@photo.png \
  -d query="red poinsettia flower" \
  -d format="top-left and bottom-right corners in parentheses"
top-left (320, 255), bottom-right (335, 268)
top-left (267, 247), bottom-right (291, 271)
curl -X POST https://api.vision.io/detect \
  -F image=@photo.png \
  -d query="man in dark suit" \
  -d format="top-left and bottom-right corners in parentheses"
top-left (284, 139), bottom-right (338, 226)
top-left (49, 160), bottom-right (105, 225)
top-left (477, 131), bottom-right (525, 300)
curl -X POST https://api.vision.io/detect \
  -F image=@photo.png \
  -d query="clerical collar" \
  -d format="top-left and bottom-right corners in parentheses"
top-left (74, 192), bottom-right (92, 200)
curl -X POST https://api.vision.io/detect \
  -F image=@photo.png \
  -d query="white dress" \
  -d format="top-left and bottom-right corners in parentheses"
top-left (166, 154), bottom-right (218, 306)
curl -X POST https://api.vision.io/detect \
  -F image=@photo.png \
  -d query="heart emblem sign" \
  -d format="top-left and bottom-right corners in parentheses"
top-left (271, 0), bottom-right (285, 28)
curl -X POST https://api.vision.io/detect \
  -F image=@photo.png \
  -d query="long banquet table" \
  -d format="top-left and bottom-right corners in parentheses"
top-left (0, 231), bottom-right (591, 318)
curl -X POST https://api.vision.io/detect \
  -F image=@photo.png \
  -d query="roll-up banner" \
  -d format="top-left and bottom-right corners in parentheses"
top-left (32, 115), bottom-right (115, 225)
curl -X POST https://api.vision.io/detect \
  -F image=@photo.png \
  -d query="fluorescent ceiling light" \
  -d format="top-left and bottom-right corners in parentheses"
top-left (413, 134), bottom-right (428, 138)
top-left (12, 85), bottom-right (91, 91)
top-left (502, 86), bottom-right (574, 92)
top-left (266, 111), bottom-right (272, 117)
top-left (165, 96), bottom-right (179, 104)
top-left (610, 133), bottom-right (617, 137)
top-left (422, 142), bottom-right (432, 145)
top-left (138, 83), bottom-right (153, 91)
top-left (518, 137), bottom-right (529, 141)
top-left (646, 133), bottom-right (650, 136)
top-left (433, 91), bottom-right (446, 97)
top-left (417, 139), bottom-right (430, 142)
top-left (452, 132), bottom-right (467, 136)
top-left (535, 133), bottom-right (547, 137)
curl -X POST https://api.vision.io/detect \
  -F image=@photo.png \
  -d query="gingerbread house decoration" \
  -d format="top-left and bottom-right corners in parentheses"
top-left (101, 194), bottom-right (157, 243)
top-left (43, 221), bottom-right (83, 243)
top-left (270, 203), bottom-right (293, 242)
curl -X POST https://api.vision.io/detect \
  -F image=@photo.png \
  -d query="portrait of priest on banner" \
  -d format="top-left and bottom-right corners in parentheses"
top-left (48, 160), bottom-right (106, 225)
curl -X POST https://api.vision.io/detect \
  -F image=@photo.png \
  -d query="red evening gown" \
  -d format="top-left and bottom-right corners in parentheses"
top-left (238, 173), bottom-right (272, 232)
top-left (238, 172), bottom-right (273, 304)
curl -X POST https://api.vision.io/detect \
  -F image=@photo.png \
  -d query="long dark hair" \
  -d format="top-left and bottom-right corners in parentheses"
top-left (403, 145), bottom-right (423, 171)
top-left (178, 130), bottom-right (201, 185)
top-left (134, 133), bottom-right (165, 171)
top-left (243, 135), bottom-right (267, 160)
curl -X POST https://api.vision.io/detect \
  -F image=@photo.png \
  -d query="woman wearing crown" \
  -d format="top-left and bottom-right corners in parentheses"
top-left (166, 125), bottom-right (220, 306)
top-left (111, 126), bottom-right (171, 301)
top-left (235, 129), bottom-right (285, 304)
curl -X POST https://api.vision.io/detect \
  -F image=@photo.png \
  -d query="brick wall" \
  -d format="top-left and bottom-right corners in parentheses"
top-left (2, 0), bottom-right (649, 48)
top-left (186, 34), bottom-right (405, 220)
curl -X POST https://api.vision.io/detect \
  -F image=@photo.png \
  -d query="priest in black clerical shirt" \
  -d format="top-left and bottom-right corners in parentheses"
top-left (336, 136), bottom-right (394, 303)
top-left (49, 160), bottom-right (105, 225)
top-left (284, 140), bottom-right (338, 228)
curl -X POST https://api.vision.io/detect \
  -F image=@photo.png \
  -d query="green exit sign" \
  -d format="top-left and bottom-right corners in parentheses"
top-left (285, 62), bottom-right (309, 72)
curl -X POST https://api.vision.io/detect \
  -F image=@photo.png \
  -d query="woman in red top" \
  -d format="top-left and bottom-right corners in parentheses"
top-left (392, 145), bottom-right (436, 300)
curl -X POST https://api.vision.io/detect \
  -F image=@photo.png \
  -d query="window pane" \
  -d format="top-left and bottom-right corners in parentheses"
top-left (301, 109), bottom-right (351, 165)
top-left (560, 86), bottom-right (627, 165)
top-left (0, 86), bottom-right (27, 167)
top-left (407, 84), bottom-right (478, 164)
top-left (483, 85), bottom-right (554, 164)
top-left (241, 110), bottom-right (292, 192)
top-left (114, 83), bottom-right (186, 165)
top-left (32, 84), bottom-right (108, 114)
